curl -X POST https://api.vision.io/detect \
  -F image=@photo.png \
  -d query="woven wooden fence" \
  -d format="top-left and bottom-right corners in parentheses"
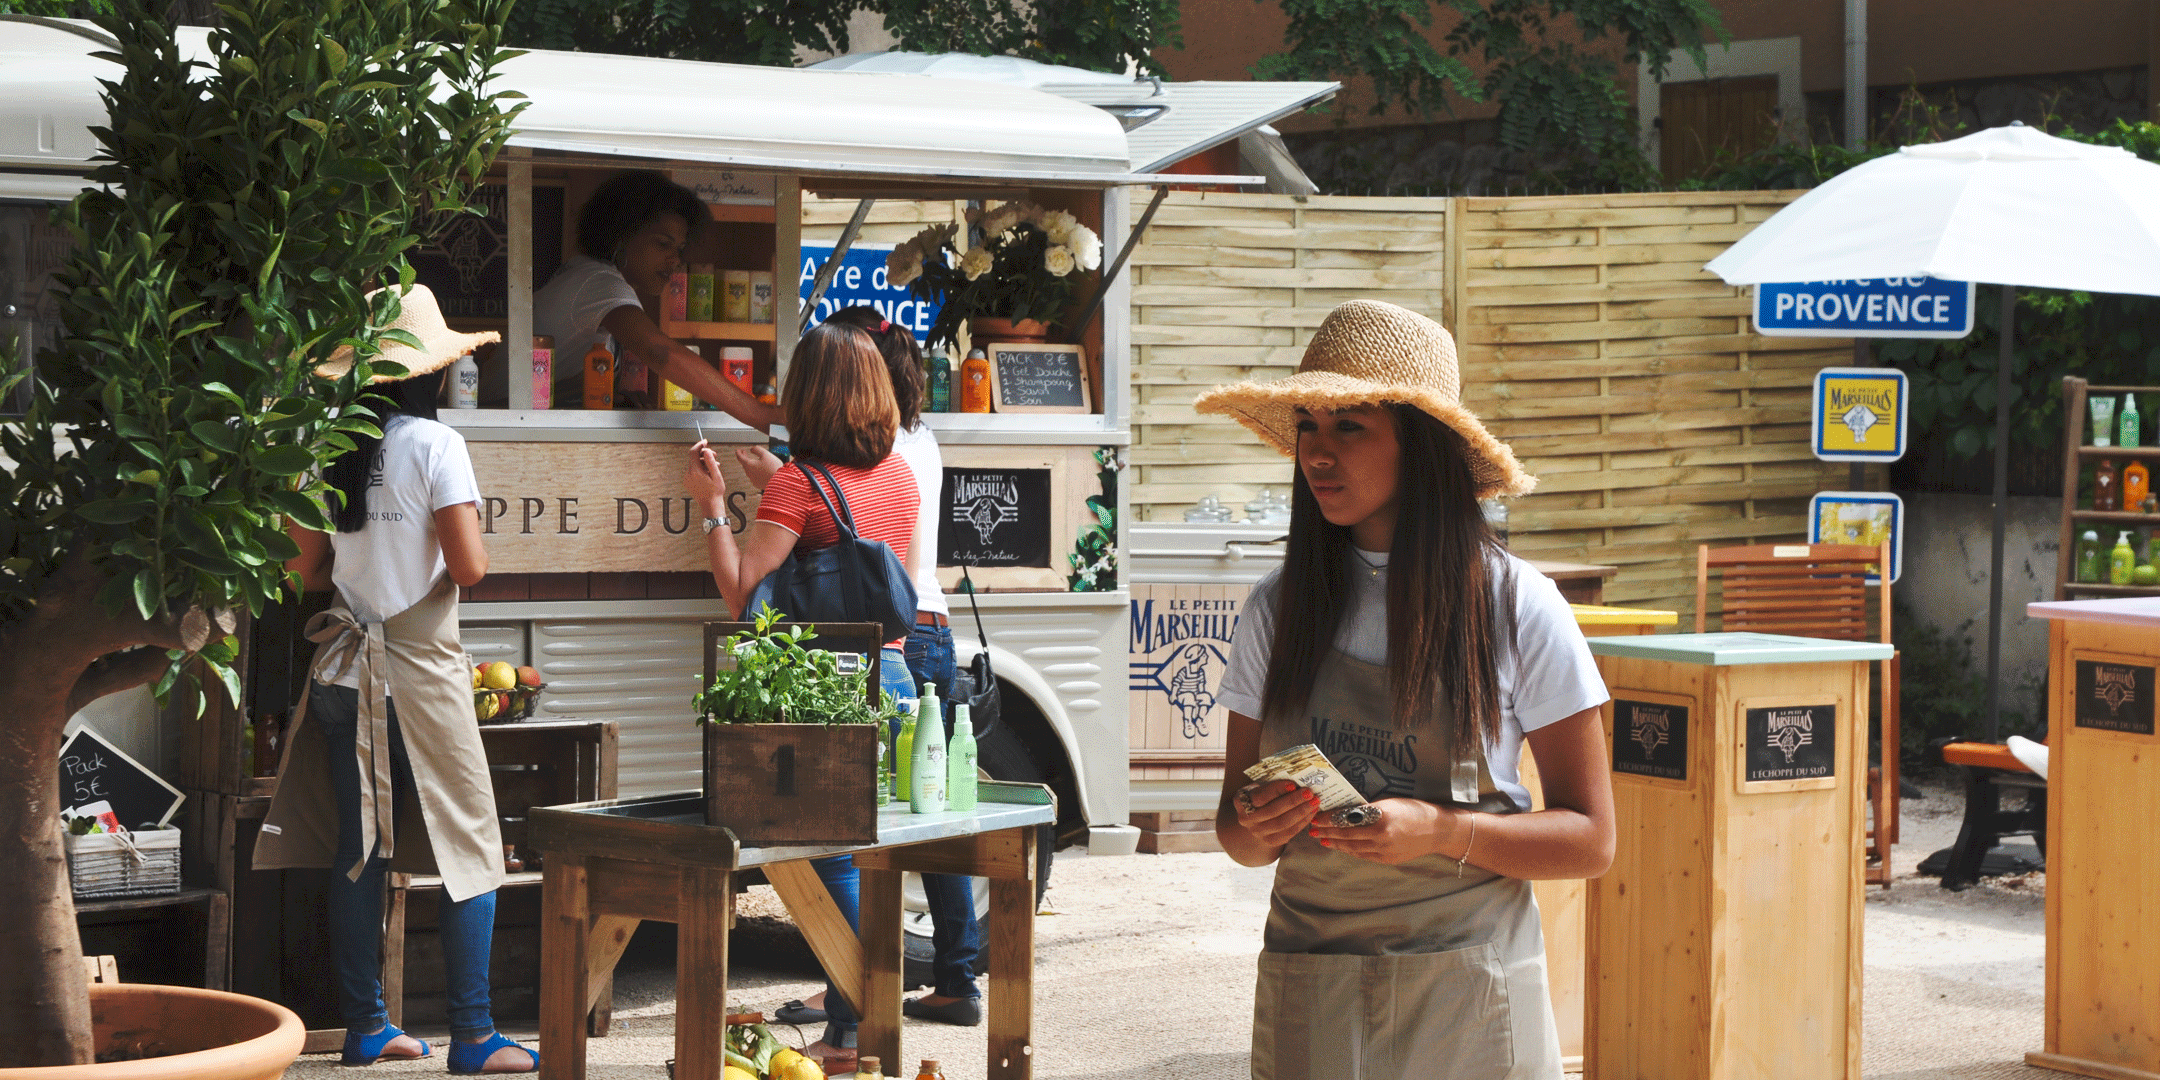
top-left (1129, 189), bottom-right (1858, 616)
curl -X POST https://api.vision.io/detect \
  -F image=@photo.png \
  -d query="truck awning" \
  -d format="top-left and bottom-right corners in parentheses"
top-left (0, 18), bottom-right (1174, 189)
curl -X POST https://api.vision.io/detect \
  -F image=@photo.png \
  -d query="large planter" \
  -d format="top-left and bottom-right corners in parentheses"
top-left (702, 722), bottom-right (881, 846)
top-left (968, 316), bottom-right (1052, 347)
top-left (1, 984), bottom-right (303, 1079)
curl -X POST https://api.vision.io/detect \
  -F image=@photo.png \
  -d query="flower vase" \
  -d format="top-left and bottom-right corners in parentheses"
top-left (969, 316), bottom-right (1051, 348)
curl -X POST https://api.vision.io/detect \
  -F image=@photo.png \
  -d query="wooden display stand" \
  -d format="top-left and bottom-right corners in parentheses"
top-left (2056, 377), bottom-right (2160, 601)
top-left (2025, 597), bottom-right (2160, 1080)
top-left (1582, 632), bottom-right (1889, 1080)
top-left (1522, 604), bottom-right (1678, 1072)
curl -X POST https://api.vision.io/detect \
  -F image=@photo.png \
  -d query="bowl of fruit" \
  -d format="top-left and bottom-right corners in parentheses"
top-left (473, 661), bottom-right (545, 724)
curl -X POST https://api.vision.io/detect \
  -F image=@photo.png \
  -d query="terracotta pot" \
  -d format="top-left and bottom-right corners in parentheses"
top-left (968, 316), bottom-right (1051, 346)
top-left (1, 984), bottom-right (303, 1080)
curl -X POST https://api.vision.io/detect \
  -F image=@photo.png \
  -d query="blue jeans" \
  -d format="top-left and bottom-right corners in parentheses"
top-left (311, 681), bottom-right (498, 1040)
top-left (811, 646), bottom-right (919, 1035)
top-left (904, 623), bottom-right (984, 1000)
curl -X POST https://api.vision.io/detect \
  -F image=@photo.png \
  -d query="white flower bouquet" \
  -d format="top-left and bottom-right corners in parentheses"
top-left (886, 201), bottom-right (1103, 348)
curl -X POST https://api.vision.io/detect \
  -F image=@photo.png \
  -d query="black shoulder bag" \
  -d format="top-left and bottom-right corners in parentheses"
top-left (948, 564), bottom-right (1002, 739)
top-left (746, 461), bottom-right (918, 642)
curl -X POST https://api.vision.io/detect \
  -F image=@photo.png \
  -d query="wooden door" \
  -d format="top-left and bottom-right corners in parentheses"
top-left (1661, 76), bottom-right (1780, 183)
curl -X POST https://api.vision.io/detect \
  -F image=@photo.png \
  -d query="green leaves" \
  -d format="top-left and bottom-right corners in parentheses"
top-left (692, 604), bottom-right (895, 727)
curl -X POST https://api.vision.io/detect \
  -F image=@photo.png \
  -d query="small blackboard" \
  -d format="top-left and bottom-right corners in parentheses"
top-left (1743, 703), bottom-right (1837, 785)
top-left (939, 468), bottom-right (1052, 568)
top-left (2076, 659), bottom-right (2156, 735)
top-left (409, 182), bottom-right (565, 323)
top-left (1612, 699), bottom-right (1688, 781)
top-left (58, 728), bottom-right (185, 829)
top-left (988, 344), bottom-right (1092, 414)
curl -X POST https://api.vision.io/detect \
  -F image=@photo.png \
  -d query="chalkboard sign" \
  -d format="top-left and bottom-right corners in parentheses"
top-left (939, 468), bottom-right (1052, 568)
top-left (1613, 699), bottom-right (1689, 781)
top-left (2075, 659), bottom-right (2156, 735)
top-left (409, 182), bottom-right (565, 324)
top-left (1743, 703), bottom-right (1837, 785)
top-left (58, 728), bottom-right (185, 829)
top-left (988, 344), bottom-right (1092, 414)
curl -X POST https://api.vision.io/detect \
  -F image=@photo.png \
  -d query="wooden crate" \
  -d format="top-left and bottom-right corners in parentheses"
top-left (701, 621), bottom-right (886, 846)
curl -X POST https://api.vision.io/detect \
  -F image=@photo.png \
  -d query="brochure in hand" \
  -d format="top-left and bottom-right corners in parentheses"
top-left (1243, 743), bottom-right (1378, 827)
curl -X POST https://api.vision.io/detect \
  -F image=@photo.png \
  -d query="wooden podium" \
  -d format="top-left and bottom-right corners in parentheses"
top-left (2026, 598), bottom-right (2160, 1080)
top-left (1582, 632), bottom-right (1889, 1080)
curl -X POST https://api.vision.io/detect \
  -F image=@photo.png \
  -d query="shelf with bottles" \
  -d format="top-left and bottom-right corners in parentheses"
top-left (2061, 581), bottom-right (2160, 595)
top-left (656, 319), bottom-right (776, 342)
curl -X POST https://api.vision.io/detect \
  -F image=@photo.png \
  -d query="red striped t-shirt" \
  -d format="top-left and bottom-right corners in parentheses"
top-left (755, 455), bottom-right (918, 565)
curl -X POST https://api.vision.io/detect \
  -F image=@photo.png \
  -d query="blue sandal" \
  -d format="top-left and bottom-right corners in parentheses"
top-left (448, 1031), bottom-right (538, 1075)
top-left (342, 1022), bottom-right (431, 1066)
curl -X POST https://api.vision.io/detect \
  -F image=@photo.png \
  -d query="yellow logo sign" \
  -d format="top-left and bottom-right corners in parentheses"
top-left (1817, 374), bottom-right (1903, 454)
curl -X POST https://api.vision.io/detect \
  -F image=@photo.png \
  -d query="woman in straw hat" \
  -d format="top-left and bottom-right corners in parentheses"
top-left (1200, 299), bottom-right (1614, 1079)
top-left (255, 285), bottom-right (537, 1072)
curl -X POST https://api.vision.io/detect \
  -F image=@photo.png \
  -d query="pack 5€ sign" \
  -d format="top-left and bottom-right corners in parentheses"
top-left (1811, 367), bottom-right (1907, 462)
top-left (1755, 277), bottom-right (1974, 339)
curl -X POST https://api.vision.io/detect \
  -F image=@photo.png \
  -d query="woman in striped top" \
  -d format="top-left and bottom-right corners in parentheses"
top-left (682, 319), bottom-right (915, 1071)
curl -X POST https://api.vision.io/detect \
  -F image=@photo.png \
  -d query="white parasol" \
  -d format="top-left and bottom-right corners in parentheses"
top-left (1704, 124), bottom-right (2160, 738)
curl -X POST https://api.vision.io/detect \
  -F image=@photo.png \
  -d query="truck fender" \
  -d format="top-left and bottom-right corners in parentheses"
top-left (954, 638), bottom-right (1099, 826)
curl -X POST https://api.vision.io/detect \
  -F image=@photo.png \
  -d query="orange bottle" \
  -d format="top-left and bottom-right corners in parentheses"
top-left (2129, 460), bottom-right (2151, 512)
top-left (959, 347), bottom-right (992, 413)
top-left (582, 342), bottom-right (614, 411)
top-left (915, 1060), bottom-right (944, 1080)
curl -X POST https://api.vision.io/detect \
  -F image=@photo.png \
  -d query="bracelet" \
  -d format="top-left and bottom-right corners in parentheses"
top-left (1456, 813), bottom-right (1478, 877)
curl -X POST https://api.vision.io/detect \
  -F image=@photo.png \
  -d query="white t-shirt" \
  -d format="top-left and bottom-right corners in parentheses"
top-left (534, 255), bottom-right (642, 389)
top-left (326, 416), bottom-right (482, 686)
top-left (891, 421), bottom-right (951, 617)
top-left (1215, 546), bottom-right (1607, 811)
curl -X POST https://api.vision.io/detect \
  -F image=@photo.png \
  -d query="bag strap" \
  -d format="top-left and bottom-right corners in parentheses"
top-left (794, 460), bottom-right (862, 541)
top-left (960, 564), bottom-right (989, 649)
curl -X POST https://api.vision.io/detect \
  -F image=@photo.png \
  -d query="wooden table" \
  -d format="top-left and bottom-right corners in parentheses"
top-left (2025, 597), bottom-right (2160, 1080)
top-left (1528, 560), bottom-right (1620, 607)
top-left (529, 782), bottom-right (1055, 1080)
top-left (1582, 632), bottom-right (1889, 1080)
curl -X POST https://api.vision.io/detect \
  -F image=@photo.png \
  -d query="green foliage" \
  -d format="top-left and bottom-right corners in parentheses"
top-left (0, 0), bottom-right (522, 712)
top-left (502, 0), bottom-right (1178, 75)
top-left (694, 605), bottom-right (898, 726)
top-left (1259, 0), bottom-right (1725, 186)
top-left (0, 0), bottom-right (114, 14)
top-left (1067, 446), bottom-right (1119, 591)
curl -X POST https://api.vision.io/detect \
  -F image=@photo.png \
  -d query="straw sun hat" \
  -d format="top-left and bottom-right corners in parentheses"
top-left (1193, 299), bottom-right (1535, 499)
top-left (314, 284), bottom-right (500, 384)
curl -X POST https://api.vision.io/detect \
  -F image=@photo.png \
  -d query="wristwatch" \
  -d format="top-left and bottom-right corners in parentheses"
top-left (702, 516), bottom-right (724, 535)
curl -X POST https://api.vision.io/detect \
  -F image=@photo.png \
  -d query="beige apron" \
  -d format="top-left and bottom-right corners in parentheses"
top-left (1252, 650), bottom-right (1562, 1080)
top-left (253, 577), bottom-right (505, 902)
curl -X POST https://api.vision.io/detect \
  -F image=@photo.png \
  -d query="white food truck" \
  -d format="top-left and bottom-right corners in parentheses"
top-left (2, 17), bottom-right (1336, 971)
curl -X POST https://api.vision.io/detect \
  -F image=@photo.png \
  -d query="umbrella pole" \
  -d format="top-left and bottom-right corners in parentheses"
top-left (1986, 286), bottom-right (2016, 741)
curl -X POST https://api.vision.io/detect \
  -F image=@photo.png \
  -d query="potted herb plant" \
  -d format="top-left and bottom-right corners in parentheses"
top-left (697, 607), bottom-right (897, 846)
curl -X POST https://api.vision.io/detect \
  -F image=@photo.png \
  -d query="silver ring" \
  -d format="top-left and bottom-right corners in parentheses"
top-left (1332, 804), bottom-right (1382, 828)
top-left (1235, 792), bottom-right (1257, 816)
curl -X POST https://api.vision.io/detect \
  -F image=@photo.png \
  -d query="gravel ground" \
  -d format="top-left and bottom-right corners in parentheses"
top-left (285, 780), bottom-right (2051, 1079)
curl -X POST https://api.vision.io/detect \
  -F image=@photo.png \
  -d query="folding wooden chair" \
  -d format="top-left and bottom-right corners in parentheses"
top-left (1696, 542), bottom-right (1900, 886)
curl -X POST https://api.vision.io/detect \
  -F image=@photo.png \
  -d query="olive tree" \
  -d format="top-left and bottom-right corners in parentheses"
top-left (0, 0), bottom-right (520, 1062)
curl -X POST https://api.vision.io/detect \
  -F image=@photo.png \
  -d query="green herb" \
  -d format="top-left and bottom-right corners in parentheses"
top-left (693, 604), bottom-right (898, 727)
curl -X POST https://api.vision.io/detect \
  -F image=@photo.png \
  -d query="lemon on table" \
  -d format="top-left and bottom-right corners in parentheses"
top-left (2136, 564), bottom-right (2158, 586)
top-left (723, 1067), bottom-right (759, 1080)
top-left (473, 665), bottom-right (485, 690)
top-left (482, 661), bottom-right (518, 690)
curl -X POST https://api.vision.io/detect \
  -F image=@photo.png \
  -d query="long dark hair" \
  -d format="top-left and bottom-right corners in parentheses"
top-left (325, 371), bottom-right (444, 533)
top-left (826, 306), bottom-right (924, 430)
top-left (1258, 404), bottom-right (1516, 764)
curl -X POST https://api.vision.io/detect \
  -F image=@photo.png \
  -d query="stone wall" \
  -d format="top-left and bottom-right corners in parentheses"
top-left (1897, 492), bottom-right (2060, 732)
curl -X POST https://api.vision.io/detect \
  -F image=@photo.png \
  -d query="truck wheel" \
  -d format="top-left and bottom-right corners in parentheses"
top-left (901, 722), bottom-right (1054, 987)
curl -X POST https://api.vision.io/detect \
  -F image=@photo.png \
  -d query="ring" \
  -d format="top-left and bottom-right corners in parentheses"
top-left (1235, 792), bottom-right (1256, 815)
top-left (1332, 804), bottom-right (1382, 828)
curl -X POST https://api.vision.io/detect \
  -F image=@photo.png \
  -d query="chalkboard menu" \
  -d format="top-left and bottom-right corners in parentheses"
top-left (409, 183), bottom-right (565, 324)
top-left (988, 344), bottom-right (1092, 414)
top-left (1743, 703), bottom-right (1837, 784)
top-left (1613, 699), bottom-right (1689, 780)
top-left (58, 728), bottom-right (185, 829)
top-left (939, 468), bottom-right (1052, 568)
top-left (2075, 658), bottom-right (2156, 735)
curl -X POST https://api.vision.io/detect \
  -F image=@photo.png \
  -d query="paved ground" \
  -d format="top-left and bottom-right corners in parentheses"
top-left (288, 781), bottom-right (2051, 1079)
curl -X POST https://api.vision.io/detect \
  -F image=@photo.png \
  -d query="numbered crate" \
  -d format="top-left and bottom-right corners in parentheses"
top-left (66, 827), bottom-right (182, 900)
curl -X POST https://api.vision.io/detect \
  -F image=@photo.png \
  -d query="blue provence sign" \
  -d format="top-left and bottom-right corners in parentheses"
top-left (799, 242), bottom-right (942, 341)
top-left (1755, 277), bottom-right (1975, 339)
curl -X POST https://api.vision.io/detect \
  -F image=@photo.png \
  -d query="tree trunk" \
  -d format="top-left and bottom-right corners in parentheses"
top-left (0, 555), bottom-right (187, 1066)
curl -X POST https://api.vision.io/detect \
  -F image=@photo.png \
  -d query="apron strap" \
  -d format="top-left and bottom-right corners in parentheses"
top-left (303, 605), bottom-right (397, 880)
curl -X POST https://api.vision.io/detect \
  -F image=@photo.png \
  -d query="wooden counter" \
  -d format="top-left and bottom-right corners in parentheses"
top-left (2025, 598), bottom-right (2160, 1080)
top-left (530, 783), bottom-right (1055, 1080)
top-left (1582, 632), bottom-right (1889, 1080)
top-left (1529, 560), bottom-right (1619, 607)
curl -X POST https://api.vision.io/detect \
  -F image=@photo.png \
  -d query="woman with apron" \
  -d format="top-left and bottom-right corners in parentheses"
top-left (1195, 299), bottom-right (1615, 1080)
top-left (256, 285), bottom-right (538, 1073)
